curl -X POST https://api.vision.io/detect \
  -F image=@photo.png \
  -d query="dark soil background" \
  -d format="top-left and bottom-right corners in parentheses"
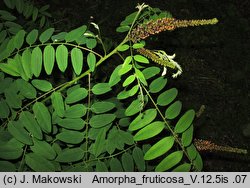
top-left (7, 0), bottom-right (250, 171)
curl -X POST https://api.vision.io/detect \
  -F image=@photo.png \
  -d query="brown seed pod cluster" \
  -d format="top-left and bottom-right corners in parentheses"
top-left (129, 17), bottom-right (218, 42)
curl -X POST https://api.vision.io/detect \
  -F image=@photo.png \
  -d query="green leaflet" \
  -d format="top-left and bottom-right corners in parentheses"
top-left (172, 163), bottom-right (191, 172)
top-left (116, 25), bottom-right (130, 33)
top-left (181, 124), bottom-right (194, 147)
top-left (96, 161), bottom-right (108, 172)
top-left (19, 111), bottom-right (43, 140)
top-left (92, 83), bottom-right (111, 95)
top-left (31, 79), bottom-right (52, 92)
top-left (51, 91), bottom-right (65, 117)
top-left (16, 79), bottom-right (37, 99)
top-left (174, 110), bottom-right (195, 133)
top-left (91, 101), bottom-right (115, 114)
top-left (117, 44), bottom-right (129, 52)
top-left (65, 104), bottom-right (87, 118)
top-left (110, 158), bottom-right (123, 172)
top-left (0, 161), bottom-right (16, 172)
top-left (0, 141), bottom-right (23, 160)
top-left (56, 44), bottom-right (68, 72)
top-left (21, 49), bottom-right (32, 79)
top-left (26, 29), bottom-right (38, 45)
top-left (71, 47), bottom-right (83, 75)
top-left (157, 88), bottom-right (178, 106)
top-left (30, 138), bottom-right (56, 160)
top-left (135, 68), bottom-right (147, 86)
top-left (129, 108), bottom-right (157, 131)
top-left (57, 118), bottom-right (85, 130)
top-left (65, 87), bottom-right (88, 104)
top-left (92, 128), bottom-right (106, 157)
top-left (31, 46), bottom-right (43, 77)
top-left (165, 100), bottom-right (182, 119)
top-left (155, 151), bottom-right (183, 172)
top-left (86, 38), bottom-right (97, 49)
top-left (0, 100), bottom-right (10, 118)
top-left (132, 42), bottom-right (144, 49)
top-left (7, 121), bottom-right (33, 145)
top-left (144, 136), bottom-right (175, 160)
top-left (149, 77), bottom-right (167, 93)
top-left (193, 152), bottom-right (203, 171)
top-left (186, 144), bottom-right (198, 161)
top-left (122, 153), bottom-right (134, 171)
top-left (134, 121), bottom-right (165, 141)
top-left (56, 130), bottom-right (85, 144)
top-left (52, 32), bottom-right (67, 42)
top-left (142, 66), bottom-right (161, 79)
top-left (0, 58), bottom-right (20, 77)
top-left (33, 102), bottom-right (52, 133)
top-left (87, 52), bottom-right (96, 72)
top-left (89, 114), bottom-right (116, 128)
top-left (65, 25), bottom-right (87, 42)
top-left (132, 147), bottom-right (145, 171)
top-left (125, 99), bottom-right (142, 116)
top-left (15, 54), bottom-right (28, 80)
top-left (55, 147), bottom-right (85, 163)
top-left (39, 28), bottom-right (54, 43)
top-left (109, 65), bottom-right (122, 87)
top-left (118, 64), bottom-right (132, 76)
top-left (14, 30), bottom-right (25, 50)
top-left (134, 54), bottom-right (149, 64)
top-left (43, 45), bottom-right (55, 75)
top-left (123, 75), bottom-right (136, 87)
top-left (25, 153), bottom-right (55, 172)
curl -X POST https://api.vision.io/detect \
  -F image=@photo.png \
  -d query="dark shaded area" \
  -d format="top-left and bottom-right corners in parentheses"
top-left (34, 0), bottom-right (250, 171)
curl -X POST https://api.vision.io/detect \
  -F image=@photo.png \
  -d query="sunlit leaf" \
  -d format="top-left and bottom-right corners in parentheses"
top-left (71, 47), bottom-right (83, 75)
top-left (91, 101), bottom-right (115, 114)
top-left (39, 28), bottom-right (54, 43)
top-left (181, 124), bottom-right (194, 147)
top-left (134, 55), bottom-right (149, 64)
top-left (92, 83), bottom-right (111, 95)
top-left (165, 100), bottom-right (182, 119)
top-left (87, 52), bottom-right (96, 72)
top-left (65, 87), bottom-right (88, 104)
top-left (142, 66), bottom-right (161, 79)
top-left (26, 29), bottom-right (38, 45)
top-left (174, 110), bottom-right (195, 133)
top-left (149, 77), bottom-right (167, 93)
top-left (21, 49), bottom-right (32, 79)
top-left (144, 136), bottom-right (175, 160)
top-left (56, 44), bottom-right (68, 72)
top-left (31, 79), bottom-right (52, 92)
top-left (123, 75), bottom-right (135, 87)
top-left (157, 88), bottom-right (178, 106)
top-left (89, 114), bottom-right (116, 128)
top-left (117, 44), bottom-right (129, 52)
top-left (125, 99), bottom-right (142, 116)
top-left (155, 151), bottom-right (183, 172)
top-left (65, 104), bottom-right (87, 118)
top-left (65, 25), bottom-right (87, 42)
top-left (31, 47), bottom-right (42, 77)
top-left (43, 45), bottom-right (55, 75)
top-left (109, 65), bottom-right (122, 87)
top-left (51, 91), bottom-right (65, 117)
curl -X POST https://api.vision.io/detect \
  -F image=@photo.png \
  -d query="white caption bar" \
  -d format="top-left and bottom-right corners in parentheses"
top-left (0, 172), bottom-right (249, 188)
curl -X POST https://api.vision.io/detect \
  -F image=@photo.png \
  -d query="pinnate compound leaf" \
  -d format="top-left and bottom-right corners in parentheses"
top-left (55, 147), bottom-right (85, 163)
top-left (65, 25), bottom-right (87, 42)
top-left (26, 29), bottom-right (38, 45)
top-left (129, 109), bottom-right (157, 131)
top-left (144, 136), bottom-right (175, 160)
top-left (25, 153), bottom-right (55, 172)
top-left (71, 47), bottom-right (83, 75)
top-left (56, 130), bottom-right (84, 144)
top-left (56, 44), bottom-right (68, 72)
top-left (89, 114), bottom-right (116, 128)
top-left (51, 91), bottom-right (65, 117)
top-left (19, 111), bottom-right (43, 140)
top-left (31, 46), bottom-right (42, 77)
top-left (33, 102), bottom-right (52, 133)
top-left (43, 45), bottom-right (55, 75)
top-left (65, 87), bottom-right (88, 104)
top-left (132, 147), bottom-right (145, 171)
top-left (7, 121), bottom-right (33, 145)
top-left (57, 118), bottom-right (85, 130)
top-left (134, 121), bottom-right (165, 141)
top-left (155, 151), bottom-right (183, 172)
top-left (122, 153), bottom-right (134, 171)
top-left (92, 83), bottom-right (111, 95)
top-left (157, 88), bottom-right (178, 106)
top-left (174, 110), bottom-right (195, 133)
top-left (31, 79), bottom-right (52, 92)
top-left (87, 52), bottom-right (96, 72)
top-left (149, 77), bottom-right (167, 93)
top-left (165, 101), bottom-right (182, 119)
top-left (91, 101), bottom-right (115, 114)
top-left (30, 139), bottom-right (56, 160)
top-left (39, 28), bottom-right (54, 43)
